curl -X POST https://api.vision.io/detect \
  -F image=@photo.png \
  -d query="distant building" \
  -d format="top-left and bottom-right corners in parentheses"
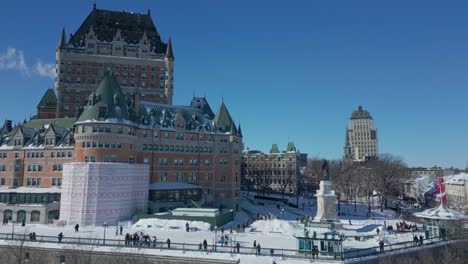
top-left (55, 5), bottom-right (174, 118)
top-left (444, 173), bottom-right (468, 213)
top-left (343, 106), bottom-right (378, 161)
top-left (241, 143), bottom-right (307, 194)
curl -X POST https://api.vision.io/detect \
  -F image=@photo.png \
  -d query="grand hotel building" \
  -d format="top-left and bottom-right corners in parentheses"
top-left (0, 6), bottom-right (242, 225)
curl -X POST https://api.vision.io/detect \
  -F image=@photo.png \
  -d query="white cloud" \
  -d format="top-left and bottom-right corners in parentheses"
top-left (34, 60), bottom-right (56, 79)
top-left (0, 47), bottom-right (55, 79)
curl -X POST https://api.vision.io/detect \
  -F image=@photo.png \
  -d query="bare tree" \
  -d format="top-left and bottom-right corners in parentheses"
top-left (369, 154), bottom-right (408, 211)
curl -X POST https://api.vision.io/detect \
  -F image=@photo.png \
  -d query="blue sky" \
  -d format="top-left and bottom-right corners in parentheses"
top-left (0, 0), bottom-right (467, 168)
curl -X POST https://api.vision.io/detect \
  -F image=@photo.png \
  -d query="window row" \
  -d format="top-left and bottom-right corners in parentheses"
top-left (142, 144), bottom-right (213, 153)
top-left (82, 141), bottom-right (122, 149)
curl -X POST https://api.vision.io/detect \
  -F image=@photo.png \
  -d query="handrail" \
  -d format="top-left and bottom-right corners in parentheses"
top-left (0, 230), bottom-right (466, 261)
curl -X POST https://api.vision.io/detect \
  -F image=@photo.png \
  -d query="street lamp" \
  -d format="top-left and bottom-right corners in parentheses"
top-left (11, 220), bottom-right (15, 239)
top-left (103, 222), bottom-right (107, 245)
top-left (214, 226), bottom-right (217, 251)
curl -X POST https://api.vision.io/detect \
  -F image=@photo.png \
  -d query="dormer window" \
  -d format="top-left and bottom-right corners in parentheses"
top-left (98, 107), bottom-right (107, 119)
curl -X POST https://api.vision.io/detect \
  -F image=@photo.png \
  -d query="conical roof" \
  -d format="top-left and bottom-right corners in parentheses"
top-left (77, 70), bottom-right (129, 122)
top-left (166, 38), bottom-right (174, 59)
top-left (270, 144), bottom-right (280, 154)
top-left (286, 142), bottom-right (296, 152)
top-left (214, 101), bottom-right (236, 134)
top-left (38, 89), bottom-right (57, 108)
top-left (58, 28), bottom-right (67, 49)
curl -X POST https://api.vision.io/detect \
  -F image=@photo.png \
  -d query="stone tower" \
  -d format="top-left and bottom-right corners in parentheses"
top-left (344, 106), bottom-right (378, 161)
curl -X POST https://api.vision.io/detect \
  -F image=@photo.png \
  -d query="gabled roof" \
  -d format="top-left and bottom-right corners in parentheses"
top-left (68, 7), bottom-right (167, 54)
top-left (77, 70), bottom-right (130, 122)
top-left (270, 144), bottom-right (280, 154)
top-left (37, 89), bottom-right (57, 108)
top-left (214, 102), bottom-right (237, 134)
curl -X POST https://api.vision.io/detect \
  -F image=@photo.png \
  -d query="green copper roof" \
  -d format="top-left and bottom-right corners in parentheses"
top-left (23, 118), bottom-right (76, 130)
top-left (38, 89), bottom-right (57, 108)
top-left (214, 101), bottom-right (237, 134)
top-left (286, 142), bottom-right (296, 152)
top-left (77, 71), bottom-right (130, 122)
top-left (270, 144), bottom-right (280, 154)
top-left (351, 106), bottom-right (373, 120)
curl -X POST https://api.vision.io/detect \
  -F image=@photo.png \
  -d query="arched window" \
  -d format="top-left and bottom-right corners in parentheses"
top-left (17, 210), bottom-right (26, 222)
top-left (3, 210), bottom-right (12, 221)
top-left (30, 211), bottom-right (40, 222)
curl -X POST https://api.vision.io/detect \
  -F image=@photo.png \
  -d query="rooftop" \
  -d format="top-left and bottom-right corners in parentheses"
top-left (350, 106), bottom-right (373, 120)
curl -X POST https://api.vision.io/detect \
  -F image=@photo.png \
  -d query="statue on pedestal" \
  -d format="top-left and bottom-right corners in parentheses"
top-left (322, 160), bottom-right (330, 181)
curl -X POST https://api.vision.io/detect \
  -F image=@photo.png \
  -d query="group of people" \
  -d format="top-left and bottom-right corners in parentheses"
top-left (413, 235), bottom-right (424, 246)
top-left (124, 232), bottom-right (158, 247)
top-left (28, 232), bottom-right (37, 241)
top-left (396, 221), bottom-right (418, 232)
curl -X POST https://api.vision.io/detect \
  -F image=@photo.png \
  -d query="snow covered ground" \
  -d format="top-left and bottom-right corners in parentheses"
top-left (0, 195), bottom-right (427, 263)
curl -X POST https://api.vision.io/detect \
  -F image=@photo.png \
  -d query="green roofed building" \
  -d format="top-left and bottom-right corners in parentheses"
top-left (37, 89), bottom-right (57, 119)
top-left (242, 143), bottom-right (308, 195)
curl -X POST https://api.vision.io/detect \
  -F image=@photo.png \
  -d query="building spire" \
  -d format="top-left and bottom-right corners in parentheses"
top-left (58, 27), bottom-right (67, 49)
top-left (93, 0), bottom-right (97, 10)
top-left (165, 38), bottom-right (174, 60)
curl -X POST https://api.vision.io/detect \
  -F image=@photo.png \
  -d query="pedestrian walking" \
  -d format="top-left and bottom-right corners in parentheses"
top-left (376, 228), bottom-right (380, 235)
top-left (166, 238), bottom-right (171, 248)
top-left (256, 244), bottom-right (261, 255)
top-left (74, 224), bottom-right (79, 232)
top-left (379, 241), bottom-right (384, 252)
top-left (119, 225), bottom-right (123, 235)
top-left (253, 240), bottom-right (256, 248)
top-left (186, 222), bottom-right (190, 232)
top-left (242, 224), bottom-right (245, 232)
top-left (419, 235), bottom-right (424, 245)
top-left (221, 227), bottom-right (225, 234)
top-left (236, 242), bottom-right (240, 253)
top-left (115, 227), bottom-right (118, 236)
top-left (58, 232), bottom-right (63, 243)
top-left (203, 239), bottom-right (208, 251)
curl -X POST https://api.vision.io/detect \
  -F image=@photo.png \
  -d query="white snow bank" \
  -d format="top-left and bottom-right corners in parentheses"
top-left (250, 220), bottom-right (302, 235)
top-left (133, 218), bottom-right (211, 231)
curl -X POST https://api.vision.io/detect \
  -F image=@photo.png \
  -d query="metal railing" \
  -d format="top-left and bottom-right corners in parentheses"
top-left (0, 232), bottom-right (340, 261)
top-left (1, 231), bottom-right (466, 261)
top-left (344, 233), bottom-right (468, 259)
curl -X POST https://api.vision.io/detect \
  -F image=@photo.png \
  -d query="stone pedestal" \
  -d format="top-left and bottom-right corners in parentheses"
top-left (314, 180), bottom-right (337, 222)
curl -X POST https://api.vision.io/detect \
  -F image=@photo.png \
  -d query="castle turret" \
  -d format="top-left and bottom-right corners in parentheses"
top-left (165, 38), bottom-right (174, 104)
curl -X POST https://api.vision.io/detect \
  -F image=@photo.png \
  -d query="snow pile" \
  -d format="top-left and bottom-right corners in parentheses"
top-left (250, 220), bottom-right (302, 235)
top-left (133, 218), bottom-right (211, 231)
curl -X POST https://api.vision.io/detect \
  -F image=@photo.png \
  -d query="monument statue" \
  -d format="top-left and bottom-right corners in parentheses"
top-left (321, 160), bottom-right (330, 181)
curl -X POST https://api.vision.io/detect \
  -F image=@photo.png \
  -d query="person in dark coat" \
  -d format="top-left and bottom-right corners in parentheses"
top-left (379, 240), bottom-right (384, 252)
top-left (253, 240), bottom-right (256, 248)
top-left (419, 235), bottom-right (424, 245)
top-left (203, 239), bottom-right (208, 251)
top-left (166, 238), bottom-right (171, 248)
top-left (186, 222), bottom-right (190, 232)
top-left (119, 226), bottom-right (123, 235)
top-left (256, 244), bottom-right (261, 255)
top-left (74, 224), bottom-right (79, 232)
top-left (236, 242), bottom-right (240, 253)
top-left (58, 232), bottom-right (63, 243)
